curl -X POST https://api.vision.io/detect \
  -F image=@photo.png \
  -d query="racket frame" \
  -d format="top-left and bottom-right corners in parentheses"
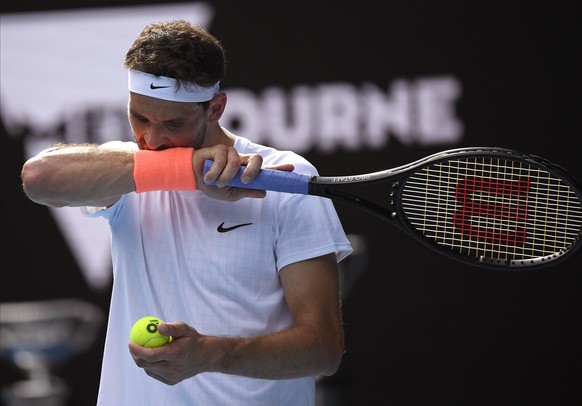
top-left (306, 147), bottom-right (582, 270)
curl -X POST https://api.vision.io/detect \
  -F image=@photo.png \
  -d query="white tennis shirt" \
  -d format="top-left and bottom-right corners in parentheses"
top-left (93, 136), bottom-right (352, 405)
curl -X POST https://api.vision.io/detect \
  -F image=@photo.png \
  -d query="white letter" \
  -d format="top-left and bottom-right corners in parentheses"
top-left (361, 81), bottom-right (412, 147)
top-left (415, 77), bottom-right (463, 145)
top-left (220, 89), bottom-right (263, 143)
top-left (262, 86), bottom-right (313, 152)
top-left (317, 83), bottom-right (360, 152)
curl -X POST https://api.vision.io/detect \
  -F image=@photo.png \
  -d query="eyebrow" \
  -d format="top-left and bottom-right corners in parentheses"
top-left (128, 108), bottom-right (143, 118)
top-left (129, 108), bottom-right (186, 123)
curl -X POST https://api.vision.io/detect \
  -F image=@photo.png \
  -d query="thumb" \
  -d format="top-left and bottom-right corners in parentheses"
top-left (157, 321), bottom-right (189, 339)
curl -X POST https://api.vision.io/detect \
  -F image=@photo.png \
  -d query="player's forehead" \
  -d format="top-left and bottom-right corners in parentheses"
top-left (128, 92), bottom-right (200, 119)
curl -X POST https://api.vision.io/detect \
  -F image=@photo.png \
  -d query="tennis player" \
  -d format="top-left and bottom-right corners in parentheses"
top-left (21, 20), bottom-right (352, 405)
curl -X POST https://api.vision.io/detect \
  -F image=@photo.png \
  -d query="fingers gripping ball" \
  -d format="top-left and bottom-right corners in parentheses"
top-left (130, 316), bottom-right (171, 348)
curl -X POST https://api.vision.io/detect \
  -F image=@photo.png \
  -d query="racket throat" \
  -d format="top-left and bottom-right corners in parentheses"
top-left (321, 186), bottom-right (397, 223)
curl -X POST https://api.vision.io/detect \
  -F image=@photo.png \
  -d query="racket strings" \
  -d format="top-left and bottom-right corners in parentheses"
top-left (400, 158), bottom-right (582, 264)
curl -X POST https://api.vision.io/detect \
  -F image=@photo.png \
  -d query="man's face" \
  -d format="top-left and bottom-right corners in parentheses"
top-left (128, 93), bottom-right (207, 150)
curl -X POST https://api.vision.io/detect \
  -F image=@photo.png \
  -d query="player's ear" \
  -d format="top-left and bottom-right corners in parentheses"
top-left (206, 92), bottom-right (226, 123)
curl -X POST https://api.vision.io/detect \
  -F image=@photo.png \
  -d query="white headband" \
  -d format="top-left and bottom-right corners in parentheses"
top-left (128, 69), bottom-right (220, 102)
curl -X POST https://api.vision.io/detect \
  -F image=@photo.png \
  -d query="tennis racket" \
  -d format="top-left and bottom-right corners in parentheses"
top-left (203, 147), bottom-right (582, 270)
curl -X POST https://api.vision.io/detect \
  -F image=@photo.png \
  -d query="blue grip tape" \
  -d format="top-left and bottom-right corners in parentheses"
top-left (203, 160), bottom-right (309, 195)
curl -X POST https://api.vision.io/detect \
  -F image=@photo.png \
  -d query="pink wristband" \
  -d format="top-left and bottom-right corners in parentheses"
top-left (133, 148), bottom-right (196, 193)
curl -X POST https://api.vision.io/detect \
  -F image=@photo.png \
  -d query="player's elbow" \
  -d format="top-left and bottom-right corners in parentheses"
top-left (21, 159), bottom-right (43, 202)
top-left (21, 159), bottom-right (63, 207)
top-left (318, 339), bottom-right (344, 376)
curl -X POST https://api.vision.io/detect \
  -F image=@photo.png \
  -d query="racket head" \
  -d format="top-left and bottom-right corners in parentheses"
top-left (391, 147), bottom-right (582, 270)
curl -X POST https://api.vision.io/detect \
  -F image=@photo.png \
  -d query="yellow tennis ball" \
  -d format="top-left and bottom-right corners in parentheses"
top-left (130, 316), bottom-right (170, 348)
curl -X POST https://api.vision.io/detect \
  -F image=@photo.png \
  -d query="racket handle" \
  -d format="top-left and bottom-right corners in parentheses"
top-left (202, 159), bottom-right (310, 195)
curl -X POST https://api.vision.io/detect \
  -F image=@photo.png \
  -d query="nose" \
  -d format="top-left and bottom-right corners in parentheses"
top-left (143, 124), bottom-right (168, 150)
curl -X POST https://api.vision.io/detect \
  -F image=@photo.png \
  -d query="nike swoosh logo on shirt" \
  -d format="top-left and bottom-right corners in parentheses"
top-left (217, 222), bottom-right (253, 233)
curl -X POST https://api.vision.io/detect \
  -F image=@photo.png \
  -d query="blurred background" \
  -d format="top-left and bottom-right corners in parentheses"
top-left (1, 1), bottom-right (580, 405)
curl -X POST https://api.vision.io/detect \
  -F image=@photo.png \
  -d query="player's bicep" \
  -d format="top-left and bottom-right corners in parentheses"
top-left (279, 253), bottom-right (342, 329)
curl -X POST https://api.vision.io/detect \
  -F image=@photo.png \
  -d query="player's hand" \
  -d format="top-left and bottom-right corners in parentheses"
top-left (128, 321), bottom-right (208, 385)
top-left (193, 145), bottom-right (293, 201)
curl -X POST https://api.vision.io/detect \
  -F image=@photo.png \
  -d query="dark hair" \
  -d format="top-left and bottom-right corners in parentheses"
top-left (124, 19), bottom-right (226, 89)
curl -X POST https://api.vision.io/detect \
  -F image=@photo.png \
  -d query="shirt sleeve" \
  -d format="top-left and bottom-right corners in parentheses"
top-left (275, 194), bottom-right (352, 271)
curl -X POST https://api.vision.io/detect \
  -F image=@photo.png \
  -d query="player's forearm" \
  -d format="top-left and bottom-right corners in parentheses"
top-left (209, 325), bottom-right (344, 379)
top-left (21, 143), bottom-right (136, 208)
